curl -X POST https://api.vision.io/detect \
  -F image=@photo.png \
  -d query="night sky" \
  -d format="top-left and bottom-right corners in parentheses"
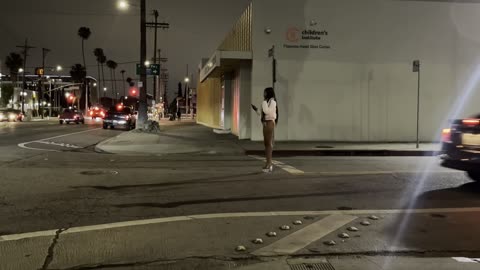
top-left (0, 0), bottom-right (250, 99)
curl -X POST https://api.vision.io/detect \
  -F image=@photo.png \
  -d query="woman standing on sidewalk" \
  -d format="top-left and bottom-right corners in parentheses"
top-left (253, 87), bottom-right (278, 173)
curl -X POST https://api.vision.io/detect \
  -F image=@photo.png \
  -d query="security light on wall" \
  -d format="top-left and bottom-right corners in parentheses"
top-left (264, 27), bottom-right (272, 34)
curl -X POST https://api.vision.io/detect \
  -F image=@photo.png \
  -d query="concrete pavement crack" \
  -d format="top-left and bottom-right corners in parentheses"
top-left (40, 228), bottom-right (68, 270)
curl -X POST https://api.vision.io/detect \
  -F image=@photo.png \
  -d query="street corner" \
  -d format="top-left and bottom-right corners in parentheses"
top-left (298, 210), bottom-right (480, 257)
top-left (0, 213), bottom-right (334, 270)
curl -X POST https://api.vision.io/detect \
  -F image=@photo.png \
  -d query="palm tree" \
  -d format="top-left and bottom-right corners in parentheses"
top-left (70, 64), bottom-right (86, 83)
top-left (93, 48), bottom-right (104, 99)
top-left (98, 54), bottom-right (107, 96)
top-left (77, 27), bottom-right (91, 72)
top-left (70, 64), bottom-right (86, 109)
top-left (106, 60), bottom-right (118, 99)
top-left (5, 52), bottom-right (23, 85)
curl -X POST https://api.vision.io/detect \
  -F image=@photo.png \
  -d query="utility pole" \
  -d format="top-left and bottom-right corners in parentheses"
top-left (146, 16), bottom-right (169, 104)
top-left (137, 0), bottom-right (148, 129)
top-left (40, 48), bottom-right (50, 119)
top-left (16, 39), bottom-right (36, 115)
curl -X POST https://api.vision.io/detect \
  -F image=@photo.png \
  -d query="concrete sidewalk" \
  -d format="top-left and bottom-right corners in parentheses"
top-left (2, 210), bottom-right (479, 270)
top-left (96, 121), bottom-right (441, 156)
top-left (96, 120), bottom-right (245, 155)
top-left (238, 256), bottom-right (480, 270)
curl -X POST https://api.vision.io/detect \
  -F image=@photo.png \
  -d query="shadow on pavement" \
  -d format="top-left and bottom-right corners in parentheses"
top-left (382, 181), bottom-right (480, 256)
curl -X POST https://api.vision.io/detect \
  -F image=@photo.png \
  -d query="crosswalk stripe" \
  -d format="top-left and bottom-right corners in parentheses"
top-left (252, 214), bottom-right (357, 256)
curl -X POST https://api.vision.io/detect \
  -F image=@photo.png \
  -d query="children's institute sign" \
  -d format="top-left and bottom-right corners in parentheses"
top-left (284, 26), bottom-right (331, 49)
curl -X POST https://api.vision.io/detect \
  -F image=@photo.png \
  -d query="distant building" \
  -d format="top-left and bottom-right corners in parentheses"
top-left (197, 0), bottom-right (480, 142)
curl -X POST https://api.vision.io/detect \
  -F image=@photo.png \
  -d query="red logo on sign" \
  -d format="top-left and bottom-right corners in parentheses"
top-left (286, 27), bottom-right (300, 42)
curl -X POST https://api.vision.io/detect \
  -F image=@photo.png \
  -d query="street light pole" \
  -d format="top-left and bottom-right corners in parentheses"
top-left (152, 10), bottom-right (159, 103)
top-left (137, 0), bottom-right (148, 129)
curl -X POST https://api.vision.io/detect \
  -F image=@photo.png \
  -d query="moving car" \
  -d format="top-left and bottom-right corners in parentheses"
top-left (0, 109), bottom-right (24, 122)
top-left (103, 105), bottom-right (136, 130)
top-left (59, 109), bottom-right (85, 124)
top-left (89, 106), bottom-right (106, 119)
top-left (440, 115), bottom-right (480, 181)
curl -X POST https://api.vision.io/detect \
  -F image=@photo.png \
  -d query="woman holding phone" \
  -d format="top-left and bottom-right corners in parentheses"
top-left (252, 87), bottom-right (278, 172)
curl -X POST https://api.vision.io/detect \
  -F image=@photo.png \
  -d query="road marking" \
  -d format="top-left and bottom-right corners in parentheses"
top-left (253, 214), bottom-right (356, 256)
top-left (35, 141), bottom-right (82, 149)
top-left (249, 155), bottom-right (305, 175)
top-left (17, 128), bottom-right (101, 152)
top-left (3, 207), bottom-right (480, 242)
top-left (452, 257), bottom-right (480, 263)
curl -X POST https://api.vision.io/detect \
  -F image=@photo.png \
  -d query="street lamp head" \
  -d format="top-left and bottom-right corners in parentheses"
top-left (18, 68), bottom-right (24, 73)
top-left (144, 60), bottom-right (150, 67)
top-left (118, 0), bottom-right (129, 10)
top-left (56, 65), bottom-right (62, 71)
top-left (93, 83), bottom-right (97, 87)
top-left (103, 87), bottom-right (107, 91)
top-left (184, 77), bottom-right (190, 83)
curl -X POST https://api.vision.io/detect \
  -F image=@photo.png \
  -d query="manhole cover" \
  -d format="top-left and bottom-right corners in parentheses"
top-left (290, 263), bottom-right (335, 270)
top-left (315, 146), bottom-right (334, 149)
top-left (80, 170), bottom-right (119, 176)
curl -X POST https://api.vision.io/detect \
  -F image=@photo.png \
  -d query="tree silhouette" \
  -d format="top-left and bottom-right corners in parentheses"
top-left (93, 48), bottom-right (104, 91)
top-left (98, 54), bottom-right (107, 95)
top-left (70, 64), bottom-right (86, 83)
top-left (5, 52), bottom-right (23, 83)
top-left (106, 60), bottom-right (118, 99)
top-left (77, 27), bottom-right (91, 72)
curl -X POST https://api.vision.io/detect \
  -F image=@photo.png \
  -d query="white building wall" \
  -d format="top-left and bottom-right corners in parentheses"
top-left (250, 0), bottom-right (480, 141)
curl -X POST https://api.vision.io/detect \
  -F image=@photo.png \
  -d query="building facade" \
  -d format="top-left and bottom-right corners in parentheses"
top-left (198, 0), bottom-right (480, 142)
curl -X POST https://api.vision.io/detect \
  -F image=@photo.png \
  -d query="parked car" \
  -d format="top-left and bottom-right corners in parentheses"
top-left (440, 114), bottom-right (480, 181)
top-left (0, 109), bottom-right (24, 122)
top-left (59, 109), bottom-right (85, 124)
top-left (89, 106), bottom-right (106, 119)
top-left (103, 105), bottom-right (136, 130)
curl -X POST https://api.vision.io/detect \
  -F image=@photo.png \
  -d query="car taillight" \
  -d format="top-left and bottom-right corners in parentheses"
top-left (100, 112), bottom-right (105, 116)
top-left (442, 128), bottom-right (452, 143)
top-left (90, 111), bottom-right (93, 115)
top-left (462, 119), bottom-right (480, 126)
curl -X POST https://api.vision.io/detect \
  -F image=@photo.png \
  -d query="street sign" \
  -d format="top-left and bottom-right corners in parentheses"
top-left (413, 60), bottom-right (420, 72)
top-left (136, 64), bottom-right (160, 75)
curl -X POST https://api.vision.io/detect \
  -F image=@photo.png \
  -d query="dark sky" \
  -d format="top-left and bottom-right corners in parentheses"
top-left (0, 0), bottom-right (250, 98)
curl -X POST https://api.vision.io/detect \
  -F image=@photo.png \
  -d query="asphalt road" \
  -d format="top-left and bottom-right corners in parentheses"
top-left (1, 120), bottom-right (479, 269)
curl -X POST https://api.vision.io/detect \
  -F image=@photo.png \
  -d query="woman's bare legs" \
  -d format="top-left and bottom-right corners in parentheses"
top-left (263, 121), bottom-right (275, 169)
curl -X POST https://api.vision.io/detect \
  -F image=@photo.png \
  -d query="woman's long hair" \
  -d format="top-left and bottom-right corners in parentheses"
top-left (264, 87), bottom-right (276, 101)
